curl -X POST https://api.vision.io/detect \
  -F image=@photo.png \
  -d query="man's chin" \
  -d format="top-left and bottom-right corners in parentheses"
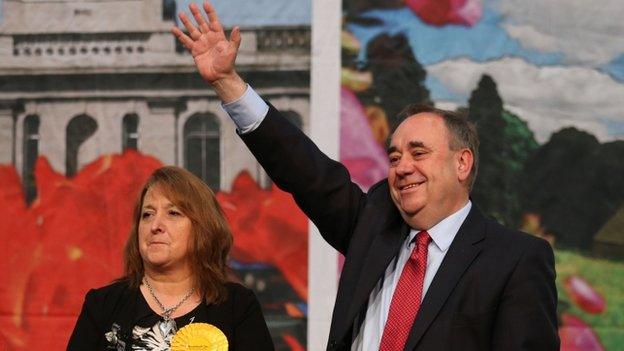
top-left (398, 204), bottom-right (424, 219)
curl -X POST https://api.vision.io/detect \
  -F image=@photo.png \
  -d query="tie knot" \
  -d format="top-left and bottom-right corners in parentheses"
top-left (416, 230), bottom-right (431, 247)
top-left (409, 231), bottom-right (431, 261)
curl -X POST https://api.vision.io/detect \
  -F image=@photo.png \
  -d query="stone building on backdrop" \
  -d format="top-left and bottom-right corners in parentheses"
top-left (0, 0), bottom-right (310, 202)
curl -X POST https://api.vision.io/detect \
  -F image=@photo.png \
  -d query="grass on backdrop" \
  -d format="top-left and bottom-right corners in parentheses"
top-left (556, 249), bottom-right (624, 350)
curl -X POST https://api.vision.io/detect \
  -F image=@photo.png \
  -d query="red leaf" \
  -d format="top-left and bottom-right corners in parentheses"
top-left (0, 152), bottom-right (160, 350)
top-left (217, 172), bottom-right (308, 300)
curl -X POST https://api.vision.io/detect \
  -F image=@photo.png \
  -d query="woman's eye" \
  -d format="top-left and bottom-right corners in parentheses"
top-left (141, 212), bottom-right (152, 219)
top-left (169, 210), bottom-right (181, 216)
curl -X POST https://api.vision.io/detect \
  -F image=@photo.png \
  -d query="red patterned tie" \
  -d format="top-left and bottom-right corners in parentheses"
top-left (379, 231), bottom-right (431, 351)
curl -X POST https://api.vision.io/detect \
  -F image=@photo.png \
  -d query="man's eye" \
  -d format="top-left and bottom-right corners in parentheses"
top-left (389, 156), bottom-right (400, 164)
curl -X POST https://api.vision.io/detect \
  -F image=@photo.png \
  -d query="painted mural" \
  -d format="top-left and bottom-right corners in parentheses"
top-left (340, 0), bottom-right (624, 350)
top-left (0, 0), bottom-right (310, 349)
top-left (2, 0), bottom-right (623, 349)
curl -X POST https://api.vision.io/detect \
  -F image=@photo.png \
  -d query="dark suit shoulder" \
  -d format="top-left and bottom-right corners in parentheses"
top-left (367, 178), bottom-right (388, 194)
top-left (363, 179), bottom-right (399, 212)
top-left (485, 217), bottom-right (549, 245)
top-left (481, 216), bottom-right (554, 263)
top-left (477, 215), bottom-right (559, 349)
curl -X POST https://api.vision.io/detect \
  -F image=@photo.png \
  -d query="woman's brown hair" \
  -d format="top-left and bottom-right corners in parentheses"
top-left (123, 166), bottom-right (233, 303)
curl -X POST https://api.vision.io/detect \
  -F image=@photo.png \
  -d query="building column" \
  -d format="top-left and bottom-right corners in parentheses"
top-left (141, 99), bottom-right (183, 166)
top-left (0, 101), bottom-right (21, 165)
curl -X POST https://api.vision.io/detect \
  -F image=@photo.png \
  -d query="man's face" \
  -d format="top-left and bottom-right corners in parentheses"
top-left (387, 113), bottom-right (469, 229)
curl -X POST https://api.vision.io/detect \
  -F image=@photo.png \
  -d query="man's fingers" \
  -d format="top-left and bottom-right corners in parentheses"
top-left (189, 3), bottom-right (210, 33)
top-left (171, 27), bottom-right (194, 50)
top-left (230, 26), bottom-right (241, 51)
top-left (203, 1), bottom-right (223, 32)
top-left (178, 12), bottom-right (201, 39)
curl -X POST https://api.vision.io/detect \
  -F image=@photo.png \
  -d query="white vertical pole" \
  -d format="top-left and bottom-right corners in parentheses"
top-left (308, 0), bottom-right (341, 349)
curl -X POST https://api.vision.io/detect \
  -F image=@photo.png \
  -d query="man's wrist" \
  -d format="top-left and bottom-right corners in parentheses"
top-left (222, 85), bottom-right (268, 134)
top-left (211, 72), bottom-right (247, 103)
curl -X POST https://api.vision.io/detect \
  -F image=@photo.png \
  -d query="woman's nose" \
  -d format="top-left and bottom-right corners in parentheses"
top-left (150, 213), bottom-right (164, 233)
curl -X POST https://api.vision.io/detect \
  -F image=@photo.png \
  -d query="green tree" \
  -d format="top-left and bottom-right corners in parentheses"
top-left (468, 75), bottom-right (538, 226)
top-left (523, 129), bottom-right (624, 250)
top-left (365, 33), bottom-right (431, 131)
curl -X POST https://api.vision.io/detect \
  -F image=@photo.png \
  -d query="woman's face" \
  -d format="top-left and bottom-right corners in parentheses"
top-left (138, 185), bottom-right (193, 272)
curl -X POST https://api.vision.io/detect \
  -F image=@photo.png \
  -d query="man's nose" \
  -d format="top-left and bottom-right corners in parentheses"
top-left (396, 157), bottom-right (415, 176)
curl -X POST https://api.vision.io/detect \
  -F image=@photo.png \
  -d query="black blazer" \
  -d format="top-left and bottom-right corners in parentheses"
top-left (241, 104), bottom-right (559, 351)
top-left (67, 280), bottom-right (274, 350)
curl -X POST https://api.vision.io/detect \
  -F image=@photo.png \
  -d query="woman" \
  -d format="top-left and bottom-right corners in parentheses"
top-left (67, 166), bottom-right (274, 350)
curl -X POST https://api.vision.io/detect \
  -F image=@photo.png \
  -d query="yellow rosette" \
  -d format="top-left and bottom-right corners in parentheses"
top-left (171, 323), bottom-right (228, 351)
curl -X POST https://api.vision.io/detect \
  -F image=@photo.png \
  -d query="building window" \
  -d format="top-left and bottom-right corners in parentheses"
top-left (282, 110), bottom-right (303, 130)
top-left (66, 114), bottom-right (97, 177)
top-left (122, 114), bottom-right (139, 150)
top-left (184, 113), bottom-right (220, 190)
top-left (163, 0), bottom-right (176, 21)
top-left (23, 115), bottom-right (40, 204)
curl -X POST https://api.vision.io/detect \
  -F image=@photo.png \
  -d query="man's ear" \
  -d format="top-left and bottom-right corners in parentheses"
top-left (457, 148), bottom-right (473, 183)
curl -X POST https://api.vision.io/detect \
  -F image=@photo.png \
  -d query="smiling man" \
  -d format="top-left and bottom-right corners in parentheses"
top-left (387, 106), bottom-right (477, 232)
top-left (173, 2), bottom-right (559, 350)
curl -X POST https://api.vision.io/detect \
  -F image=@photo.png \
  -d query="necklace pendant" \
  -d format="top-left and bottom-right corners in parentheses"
top-left (159, 317), bottom-right (177, 339)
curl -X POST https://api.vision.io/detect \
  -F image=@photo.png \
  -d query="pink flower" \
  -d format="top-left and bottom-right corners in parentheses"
top-left (564, 275), bottom-right (606, 314)
top-left (405, 0), bottom-right (482, 27)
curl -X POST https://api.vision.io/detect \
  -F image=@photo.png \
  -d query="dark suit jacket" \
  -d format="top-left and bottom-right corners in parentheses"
top-left (67, 280), bottom-right (274, 350)
top-left (241, 104), bottom-right (559, 351)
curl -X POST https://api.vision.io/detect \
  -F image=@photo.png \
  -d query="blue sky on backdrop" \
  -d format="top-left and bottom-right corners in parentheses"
top-left (0, 0), bottom-right (311, 26)
top-left (348, 0), bottom-right (624, 142)
top-left (176, 0), bottom-right (311, 26)
top-left (1, 0), bottom-right (621, 142)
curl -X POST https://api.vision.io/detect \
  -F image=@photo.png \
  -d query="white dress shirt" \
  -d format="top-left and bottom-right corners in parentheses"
top-left (221, 85), bottom-right (473, 351)
top-left (350, 201), bottom-right (471, 350)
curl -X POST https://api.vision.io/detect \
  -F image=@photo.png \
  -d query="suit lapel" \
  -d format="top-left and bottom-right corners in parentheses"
top-left (345, 218), bottom-right (410, 330)
top-left (403, 207), bottom-right (486, 350)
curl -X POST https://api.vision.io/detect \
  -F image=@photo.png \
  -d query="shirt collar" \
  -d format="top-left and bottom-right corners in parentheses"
top-left (407, 201), bottom-right (472, 252)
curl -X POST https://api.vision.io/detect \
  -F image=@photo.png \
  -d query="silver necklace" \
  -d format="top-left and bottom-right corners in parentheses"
top-left (143, 277), bottom-right (196, 339)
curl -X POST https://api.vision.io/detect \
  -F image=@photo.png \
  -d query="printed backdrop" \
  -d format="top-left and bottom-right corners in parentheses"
top-left (0, 0), bottom-right (310, 349)
top-left (339, 0), bottom-right (624, 350)
top-left (1, 0), bottom-right (623, 350)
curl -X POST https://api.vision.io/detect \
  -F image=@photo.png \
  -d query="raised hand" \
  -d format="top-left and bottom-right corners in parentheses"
top-left (172, 2), bottom-right (246, 102)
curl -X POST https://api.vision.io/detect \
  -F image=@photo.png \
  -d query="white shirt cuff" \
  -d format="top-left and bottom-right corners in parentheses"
top-left (221, 85), bottom-right (269, 134)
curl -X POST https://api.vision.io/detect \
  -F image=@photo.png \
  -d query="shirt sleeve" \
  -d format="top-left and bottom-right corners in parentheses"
top-left (221, 85), bottom-right (269, 134)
